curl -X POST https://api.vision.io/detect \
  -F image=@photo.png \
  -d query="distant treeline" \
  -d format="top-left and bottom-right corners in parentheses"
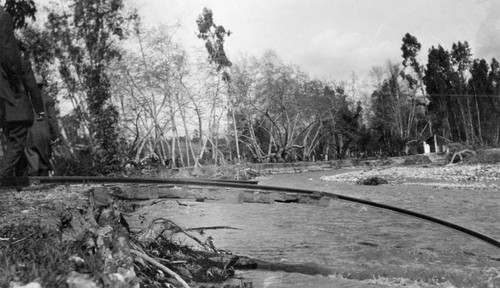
top-left (4, 1), bottom-right (499, 175)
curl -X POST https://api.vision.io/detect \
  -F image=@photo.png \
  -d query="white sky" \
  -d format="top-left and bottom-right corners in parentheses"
top-left (136, 0), bottom-right (500, 81)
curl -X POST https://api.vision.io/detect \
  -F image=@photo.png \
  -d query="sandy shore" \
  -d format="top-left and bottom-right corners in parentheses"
top-left (320, 163), bottom-right (500, 189)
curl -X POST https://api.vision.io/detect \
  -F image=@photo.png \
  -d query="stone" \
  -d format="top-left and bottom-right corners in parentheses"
top-left (252, 191), bottom-right (272, 204)
top-left (114, 185), bottom-right (158, 200)
top-left (66, 272), bottom-right (99, 288)
top-left (157, 185), bottom-right (187, 198)
top-left (10, 282), bottom-right (42, 288)
top-left (93, 186), bottom-right (111, 208)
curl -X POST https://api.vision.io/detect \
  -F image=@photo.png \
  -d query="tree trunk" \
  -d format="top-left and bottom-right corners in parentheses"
top-left (231, 109), bottom-right (241, 162)
top-left (474, 95), bottom-right (483, 146)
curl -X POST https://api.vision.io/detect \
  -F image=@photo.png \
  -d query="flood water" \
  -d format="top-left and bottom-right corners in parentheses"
top-left (150, 201), bottom-right (498, 287)
top-left (140, 170), bottom-right (500, 287)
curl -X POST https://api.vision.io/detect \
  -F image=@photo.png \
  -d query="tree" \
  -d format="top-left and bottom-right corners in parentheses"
top-left (401, 33), bottom-right (423, 89)
top-left (468, 58), bottom-right (489, 145)
top-left (424, 45), bottom-right (457, 141)
top-left (110, 22), bottom-right (201, 167)
top-left (231, 51), bottom-right (360, 161)
top-left (320, 85), bottom-right (363, 159)
top-left (371, 61), bottom-right (427, 156)
top-left (450, 41), bottom-right (474, 145)
top-left (196, 7), bottom-right (236, 163)
top-left (46, 0), bottom-right (136, 175)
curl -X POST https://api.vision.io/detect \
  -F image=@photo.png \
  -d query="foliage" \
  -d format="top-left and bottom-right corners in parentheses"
top-left (3, 0), bottom-right (36, 29)
top-left (424, 40), bottom-right (500, 147)
top-left (110, 23), bottom-right (191, 166)
top-left (229, 52), bottom-right (367, 161)
top-left (370, 62), bottom-right (427, 156)
top-left (44, 0), bottom-right (136, 175)
top-left (196, 7), bottom-right (232, 76)
top-left (401, 33), bottom-right (423, 89)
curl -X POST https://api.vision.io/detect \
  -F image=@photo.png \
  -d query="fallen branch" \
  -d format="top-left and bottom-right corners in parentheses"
top-left (176, 200), bottom-right (190, 207)
top-left (164, 219), bottom-right (210, 249)
top-left (131, 249), bottom-right (191, 288)
top-left (11, 232), bottom-right (37, 245)
top-left (448, 149), bottom-right (476, 165)
top-left (146, 218), bottom-right (220, 253)
top-left (197, 251), bottom-right (334, 276)
top-left (186, 226), bottom-right (241, 232)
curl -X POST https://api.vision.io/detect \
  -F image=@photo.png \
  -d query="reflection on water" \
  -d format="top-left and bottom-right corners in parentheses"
top-left (146, 199), bottom-right (500, 287)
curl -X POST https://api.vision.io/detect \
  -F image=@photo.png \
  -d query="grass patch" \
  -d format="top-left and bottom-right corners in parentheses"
top-left (0, 223), bottom-right (104, 287)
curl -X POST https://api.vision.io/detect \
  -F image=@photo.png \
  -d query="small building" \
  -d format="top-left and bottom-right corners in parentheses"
top-left (423, 135), bottom-right (451, 154)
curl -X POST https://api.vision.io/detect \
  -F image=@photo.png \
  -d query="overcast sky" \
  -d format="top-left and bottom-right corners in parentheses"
top-left (136, 0), bottom-right (500, 81)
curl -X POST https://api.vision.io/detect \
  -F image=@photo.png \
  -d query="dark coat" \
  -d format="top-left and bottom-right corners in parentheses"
top-left (26, 92), bottom-right (61, 173)
top-left (0, 7), bottom-right (40, 124)
top-left (0, 59), bottom-right (42, 124)
top-left (0, 6), bottom-right (22, 84)
top-left (0, 6), bottom-right (21, 123)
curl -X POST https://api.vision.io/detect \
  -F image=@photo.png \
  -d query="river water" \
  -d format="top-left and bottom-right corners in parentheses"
top-left (140, 170), bottom-right (500, 287)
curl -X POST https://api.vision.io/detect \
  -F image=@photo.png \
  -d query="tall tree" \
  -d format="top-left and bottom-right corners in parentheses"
top-left (371, 61), bottom-right (427, 155)
top-left (450, 41), bottom-right (474, 145)
top-left (46, 0), bottom-right (135, 174)
top-left (488, 58), bottom-right (500, 144)
top-left (468, 58), bottom-right (490, 145)
top-left (424, 45), bottom-right (457, 141)
top-left (401, 33), bottom-right (423, 89)
top-left (196, 7), bottom-right (238, 163)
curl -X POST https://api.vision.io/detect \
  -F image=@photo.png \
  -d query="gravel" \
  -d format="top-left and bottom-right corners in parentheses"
top-left (320, 164), bottom-right (500, 189)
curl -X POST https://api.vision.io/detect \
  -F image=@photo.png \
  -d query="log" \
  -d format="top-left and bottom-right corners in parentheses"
top-left (197, 252), bottom-right (334, 276)
top-left (186, 226), bottom-right (241, 232)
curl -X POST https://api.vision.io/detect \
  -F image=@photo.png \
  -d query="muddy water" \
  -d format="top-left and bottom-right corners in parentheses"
top-left (151, 170), bottom-right (500, 287)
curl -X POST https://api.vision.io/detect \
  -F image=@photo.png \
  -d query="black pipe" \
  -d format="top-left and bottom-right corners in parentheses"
top-left (21, 176), bottom-right (500, 249)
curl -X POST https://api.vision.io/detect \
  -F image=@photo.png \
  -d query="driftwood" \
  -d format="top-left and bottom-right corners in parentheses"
top-left (197, 251), bottom-right (334, 276)
top-left (448, 149), bottom-right (476, 164)
top-left (186, 226), bottom-right (242, 232)
top-left (131, 249), bottom-right (191, 288)
top-left (135, 218), bottom-right (222, 253)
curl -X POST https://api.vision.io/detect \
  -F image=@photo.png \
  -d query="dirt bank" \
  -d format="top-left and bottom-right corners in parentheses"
top-left (0, 184), bottom-right (251, 288)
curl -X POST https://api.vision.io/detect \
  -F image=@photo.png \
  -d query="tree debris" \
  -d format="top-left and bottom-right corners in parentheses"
top-left (131, 249), bottom-right (191, 288)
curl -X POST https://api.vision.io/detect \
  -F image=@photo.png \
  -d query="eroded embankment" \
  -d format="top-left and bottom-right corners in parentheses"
top-left (0, 184), bottom-right (258, 288)
top-left (0, 185), bottom-right (139, 287)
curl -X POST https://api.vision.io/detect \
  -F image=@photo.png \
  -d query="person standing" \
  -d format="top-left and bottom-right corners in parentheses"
top-left (0, 6), bottom-right (44, 184)
top-left (25, 77), bottom-right (61, 176)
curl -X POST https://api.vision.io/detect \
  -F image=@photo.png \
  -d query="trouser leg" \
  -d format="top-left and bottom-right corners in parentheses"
top-left (25, 146), bottom-right (40, 176)
top-left (0, 121), bottom-right (30, 178)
